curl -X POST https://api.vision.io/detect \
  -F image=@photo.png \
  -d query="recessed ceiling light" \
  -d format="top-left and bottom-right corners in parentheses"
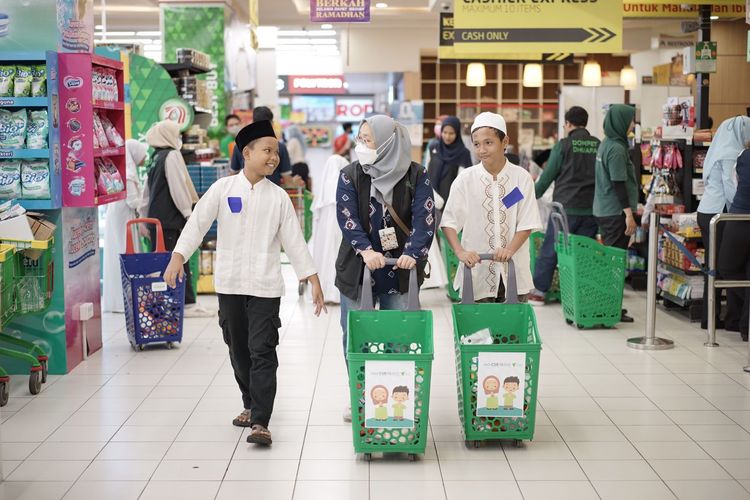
top-left (95, 24), bottom-right (103, 30)
top-left (375, 2), bottom-right (388, 8)
top-left (321, 24), bottom-right (333, 30)
top-left (710, 15), bottom-right (719, 20)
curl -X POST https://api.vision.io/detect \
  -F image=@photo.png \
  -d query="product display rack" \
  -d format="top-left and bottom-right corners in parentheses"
top-left (58, 53), bottom-right (127, 208)
top-left (0, 51), bottom-right (62, 210)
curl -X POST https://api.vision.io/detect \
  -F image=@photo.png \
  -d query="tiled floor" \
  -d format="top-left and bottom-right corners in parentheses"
top-left (2, 267), bottom-right (750, 499)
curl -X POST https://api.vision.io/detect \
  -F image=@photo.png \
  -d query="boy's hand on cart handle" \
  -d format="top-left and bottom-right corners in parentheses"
top-left (395, 255), bottom-right (416, 270)
top-left (493, 248), bottom-right (514, 263)
top-left (361, 249), bottom-right (386, 270)
top-left (457, 249), bottom-right (481, 268)
top-left (164, 253), bottom-right (185, 289)
top-left (308, 275), bottom-right (328, 317)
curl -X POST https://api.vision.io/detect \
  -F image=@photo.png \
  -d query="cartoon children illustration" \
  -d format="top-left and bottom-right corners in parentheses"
top-left (483, 376), bottom-right (500, 410)
top-left (371, 385), bottom-right (389, 421)
top-left (392, 386), bottom-right (409, 421)
top-left (503, 376), bottom-right (520, 410)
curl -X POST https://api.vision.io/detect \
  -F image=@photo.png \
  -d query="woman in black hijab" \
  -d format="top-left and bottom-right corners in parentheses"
top-left (428, 116), bottom-right (473, 210)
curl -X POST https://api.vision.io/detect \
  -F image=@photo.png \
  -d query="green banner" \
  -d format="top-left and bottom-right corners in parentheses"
top-left (162, 5), bottom-right (226, 138)
top-left (129, 54), bottom-right (179, 141)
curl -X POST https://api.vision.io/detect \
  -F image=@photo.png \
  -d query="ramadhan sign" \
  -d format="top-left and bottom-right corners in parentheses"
top-left (310, 0), bottom-right (370, 23)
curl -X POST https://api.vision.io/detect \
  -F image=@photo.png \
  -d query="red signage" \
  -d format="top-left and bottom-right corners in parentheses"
top-left (288, 75), bottom-right (347, 95)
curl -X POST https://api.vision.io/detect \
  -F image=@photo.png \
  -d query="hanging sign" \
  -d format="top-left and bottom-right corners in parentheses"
top-left (624, 0), bottom-right (742, 4)
top-left (310, 0), bottom-right (370, 23)
top-left (696, 41), bottom-right (718, 73)
top-left (624, 3), bottom-right (745, 18)
top-left (288, 75), bottom-right (347, 95)
top-left (158, 97), bottom-right (194, 132)
top-left (453, 0), bottom-right (622, 54)
top-left (747, 31), bottom-right (750, 61)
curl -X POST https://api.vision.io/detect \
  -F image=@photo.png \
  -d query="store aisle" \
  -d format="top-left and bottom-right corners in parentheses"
top-left (2, 267), bottom-right (750, 500)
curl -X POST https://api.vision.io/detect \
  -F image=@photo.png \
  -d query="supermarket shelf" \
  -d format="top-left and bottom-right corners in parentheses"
top-left (0, 97), bottom-right (49, 108)
top-left (658, 260), bottom-right (703, 277)
top-left (94, 146), bottom-right (125, 158)
top-left (95, 191), bottom-right (126, 206)
top-left (0, 51), bottom-right (47, 62)
top-left (0, 149), bottom-right (50, 159)
top-left (91, 54), bottom-right (123, 71)
top-left (659, 290), bottom-right (696, 307)
top-left (162, 62), bottom-right (210, 76)
top-left (17, 198), bottom-right (62, 210)
top-left (93, 100), bottom-right (124, 111)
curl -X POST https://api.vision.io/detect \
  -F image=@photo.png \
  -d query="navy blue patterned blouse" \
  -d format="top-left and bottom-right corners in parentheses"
top-left (336, 167), bottom-right (435, 295)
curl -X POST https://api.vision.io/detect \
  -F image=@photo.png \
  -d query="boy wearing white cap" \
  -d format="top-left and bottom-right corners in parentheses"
top-left (441, 112), bottom-right (541, 302)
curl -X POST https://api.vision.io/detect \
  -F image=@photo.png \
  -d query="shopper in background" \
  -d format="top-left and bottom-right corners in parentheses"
top-left (335, 115), bottom-right (435, 422)
top-left (427, 115), bottom-right (472, 214)
top-left (102, 139), bottom-right (148, 313)
top-left (220, 114), bottom-right (241, 158)
top-left (141, 120), bottom-right (210, 318)
top-left (697, 116), bottom-right (750, 331)
top-left (593, 104), bottom-right (637, 322)
top-left (441, 112), bottom-right (541, 304)
top-left (230, 106), bottom-right (293, 186)
top-left (528, 106), bottom-right (600, 306)
top-left (310, 139), bottom-right (352, 304)
top-left (334, 122), bottom-right (353, 156)
top-left (423, 114), bottom-right (449, 166)
top-left (719, 142), bottom-right (750, 341)
top-left (163, 120), bottom-right (326, 445)
top-left (285, 125), bottom-right (311, 190)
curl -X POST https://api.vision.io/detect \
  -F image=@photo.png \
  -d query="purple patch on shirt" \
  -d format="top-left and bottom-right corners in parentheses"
top-left (227, 197), bottom-right (242, 213)
top-left (502, 187), bottom-right (524, 209)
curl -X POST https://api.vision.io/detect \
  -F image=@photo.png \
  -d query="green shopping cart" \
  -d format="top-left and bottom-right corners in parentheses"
top-left (452, 257), bottom-right (542, 449)
top-left (438, 229), bottom-right (460, 302)
top-left (551, 212), bottom-right (627, 329)
top-left (347, 259), bottom-right (433, 461)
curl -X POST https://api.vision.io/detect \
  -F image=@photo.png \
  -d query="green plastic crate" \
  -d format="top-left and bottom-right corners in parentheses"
top-left (529, 231), bottom-right (560, 303)
top-left (452, 302), bottom-right (542, 444)
top-left (555, 233), bottom-right (626, 329)
top-left (304, 189), bottom-right (313, 242)
top-left (0, 245), bottom-right (16, 327)
top-left (347, 308), bottom-right (434, 457)
top-left (14, 238), bottom-right (54, 315)
top-left (438, 229), bottom-right (460, 302)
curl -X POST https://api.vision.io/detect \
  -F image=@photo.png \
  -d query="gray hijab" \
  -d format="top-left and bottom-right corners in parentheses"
top-left (360, 114), bottom-right (412, 206)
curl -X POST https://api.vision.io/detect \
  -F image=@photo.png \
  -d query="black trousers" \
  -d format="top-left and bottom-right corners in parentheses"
top-left (156, 227), bottom-right (196, 305)
top-left (596, 214), bottom-right (630, 249)
top-left (218, 294), bottom-right (282, 427)
top-left (718, 221), bottom-right (750, 338)
top-left (698, 212), bottom-right (742, 330)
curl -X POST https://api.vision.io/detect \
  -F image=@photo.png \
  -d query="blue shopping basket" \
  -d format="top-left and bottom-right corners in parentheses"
top-left (120, 218), bottom-right (185, 351)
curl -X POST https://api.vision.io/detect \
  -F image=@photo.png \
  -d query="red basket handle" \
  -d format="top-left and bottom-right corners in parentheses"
top-left (126, 218), bottom-right (166, 254)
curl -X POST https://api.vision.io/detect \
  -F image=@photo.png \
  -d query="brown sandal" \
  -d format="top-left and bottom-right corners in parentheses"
top-left (232, 410), bottom-right (252, 427)
top-left (246, 424), bottom-right (272, 445)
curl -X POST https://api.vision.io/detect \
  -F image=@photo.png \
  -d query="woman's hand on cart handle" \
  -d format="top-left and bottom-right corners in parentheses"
top-left (361, 249), bottom-right (386, 271)
top-left (457, 249), bottom-right (481, 269)
top-left (164, 253), bottom-right (186, 289)
top-left (307, 274), bottom-right (328, 317)
top-left (395, 255), bottom-right (416, 270)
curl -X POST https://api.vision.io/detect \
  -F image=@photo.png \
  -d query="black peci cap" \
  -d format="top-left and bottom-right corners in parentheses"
top-left (235, 120), bottom-right (276, 152)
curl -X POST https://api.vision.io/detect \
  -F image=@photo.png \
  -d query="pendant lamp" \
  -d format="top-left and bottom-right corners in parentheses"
top-left (522, 63), bottom-right (543, 88)
top-left (582, 61), bottom-right (602, 87)
top-left (620, 65), bottom-right (638, 91)
top-left (466, 62), bottom-right (486, 87)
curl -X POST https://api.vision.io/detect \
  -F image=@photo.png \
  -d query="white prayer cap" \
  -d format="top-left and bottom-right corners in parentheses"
top-left (471, 112), bottom-right (508, 135)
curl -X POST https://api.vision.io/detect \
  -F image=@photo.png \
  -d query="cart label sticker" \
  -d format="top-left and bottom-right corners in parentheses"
top-left (227, 196), bottom-right (242, 213)
top-left (476, 352), bottom-right (526, 418)
top-left (63, 76), bottom-right (84, 89)
top-left (502, 187), bottom-right (524, 209)
top-left (364, 360), bottom-right (415, 429)
top-left (65, 98), bottom-right (81, 113)
top-left (152, 282), bottom-right (168, 292)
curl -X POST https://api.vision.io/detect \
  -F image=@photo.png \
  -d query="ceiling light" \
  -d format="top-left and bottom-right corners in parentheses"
top-left (93, 5), bottom-right (158, 12)
top-left (582, 61), bottom-right (602, 87)
top-left (276, 38), bottom-right (337, 45)
top-left (321, 24), bottom-right (333, 30)
top-left (95, 24), bottom-right (103, 30)
top-left (710, 15), bottom-right (719, 20)
top-left (95, 38), bottom-right (151, 44)
top-left (466, 62), bottom-right (486, 87)
top-left (136, 31), bottom-right (161, 37)
top-left (620, 65), bottom-right (638, 91)
top-left (257, 26), bottom-right (279, 48)
top-left (277, 30), bottom-right (336, 37)
top-left (522, 64), bottom-right (543, 88)
top-left (375, 2), bottom-right (388, 8)
top-left (95, 31), bottom-right (135, 36)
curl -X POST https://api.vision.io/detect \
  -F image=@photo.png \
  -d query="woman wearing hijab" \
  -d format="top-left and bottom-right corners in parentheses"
top-left (335, 115), bottom-right (435, 421)
top-left (102, 139), bottom-right (148, 312)
top-left (428, 116), bottom-right (473, 212)
top-left (697, 116), bottom-right (750, 331)
top-left (141, 120), bottom-right (210, 317)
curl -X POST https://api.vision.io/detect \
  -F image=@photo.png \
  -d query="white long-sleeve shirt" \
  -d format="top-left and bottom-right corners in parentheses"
top-left (173, 174), bottom-right (317, 297)
top-left (139, 150), bottom-right (196, 219)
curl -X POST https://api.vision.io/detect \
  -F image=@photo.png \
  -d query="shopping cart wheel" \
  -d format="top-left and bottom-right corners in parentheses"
top-left (298, 281), bottom-right (306, 296)
top-left (465, 440), bottom-right (481, 449)
top-left (364, 453), bottom-right (372, 462)
top-left (0, 379), bottom-right (9, 407)
top-left (166, 342), bottom-right (174, 350)
top-left (138, 344), bottom-right (145, 352)
top-left (565, 319), bottom-right (573, 325)
top-left (28, 370), bottom-right (41, 395)
top-left (576, 324), bottom-right (584, 330)
top-left (130, 342), bottom-right (137, 351)
top-left (408, 453), bottom-right (418, 462)
top-left (513, 439), bottom-right (523, 448)
top-left (40, 360), bottom-right (48, 384)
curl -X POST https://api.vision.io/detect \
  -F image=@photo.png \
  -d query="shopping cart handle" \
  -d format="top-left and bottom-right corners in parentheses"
top-left (126, 218), bottom-right (166, 254)
top-left (550, 213), bottom-right (569, 248)
top-left (461, 255), bottom-right (520, 305)
top-left (360, 257), bottom-right (420, 311)
top-left (551, 202), bottom-right (570, 235)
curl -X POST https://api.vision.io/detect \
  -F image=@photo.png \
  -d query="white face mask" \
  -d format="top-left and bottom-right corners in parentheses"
top-left (227, 125), bottom-right (241, 137)
top-left (355, 142), bottom-right (378, 165)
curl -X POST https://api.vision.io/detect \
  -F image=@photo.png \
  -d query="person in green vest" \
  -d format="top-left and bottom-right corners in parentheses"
top-left (593, 104), bottom-right (638, 323)
top-left (220, 114), bottom-right (242, 158)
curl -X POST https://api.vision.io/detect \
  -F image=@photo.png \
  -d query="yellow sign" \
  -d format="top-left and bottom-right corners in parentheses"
top-left (248, 0), bottom-right (259, 27)
top-left (453, 0), bottom-right (622, 54)
top-left (624, 0), bottom-right (742, 4)
top-left (624, 3), bottom-right (745, 17)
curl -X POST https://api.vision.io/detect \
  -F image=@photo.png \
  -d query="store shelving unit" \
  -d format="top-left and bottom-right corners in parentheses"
top-left (0, 51), bottom-right (62, 210)
top-left (58, 53), bottom-right (126, 207)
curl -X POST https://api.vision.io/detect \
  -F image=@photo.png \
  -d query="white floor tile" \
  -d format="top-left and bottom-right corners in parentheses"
top-left (649, 459), bottom-right (732, 480)
top-left (233, 440), bottom-right (303, 460)
top-left (509, 460), bottom-right (586, 481)
top-left (216, 481), bottom-right (294, 500)
top-left (567, 441), bottom-right (642, 461)
top-left (578, 460), bottom-right (659, 481)
top-left (633, 441), bottom-right (711, 460)
top-left (518, 480), bottom-right (599, 500)
top-left (97, 442), bottom-right (171, 461)
top-left (0, 481), bottom-right (72, 500)
top-left (592, 480), bottom-right (677, 500)
top-left (719, 460), bottom-right (750, 480)
top-left (296, 459), bottom-right (369, 481)
top-left (79, 460), bottom-right (159, 481)
top-left (139, 480), bottom-right (221, 500)
top-left (7, 460), bottom-right (89, 482)
top-left (164, 441), bottom-right (237, 461)
top-left (370, 480), bottom-right (447, 500)
top-left (665, 480), bottom-right (750, 500)
top-left (444, 480), bottom-right (523, 500)
top-left (292, 481), bottom-right (368, 500)
top-left (27, 442), bottom-right (105, 461)
top-left (61, 481), bottom-right (146, 500)
top-left (0, 442), bottom-right (41, 461)
top-left (370, 460), bottom-right (442, 481)
top-left (151, 460), bottom-right (229, 481)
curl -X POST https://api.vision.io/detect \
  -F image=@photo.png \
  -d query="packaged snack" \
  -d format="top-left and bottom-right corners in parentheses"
top-left (0, 66), bottom-right (15, 97)
top-left (0, 160), bottom-right (22, 199)
top-left (92, 112), bottom-right (110, 148)
top-left (99, 114), bottom-right (124, 147)
top-left (31, 65), bottom-right (46, 97)
top-left (13, 65), bottom-right (32, 97)
top-left (102, 158), bottom-right (124, 192)
top-left (26, 110), bottom-right (48, 149)
top-left (640, 143), bottom-right (652, 167)
top-left (21, 160), bottom-right (50, 200)
top-left (92, 127), bottom-right (100, 149)
top-left (92, 67), bottom-right (118, 101)
top-left (0, 109), bottom-right (27, 149)
top-left (95, 158), bottom-right (114, 195)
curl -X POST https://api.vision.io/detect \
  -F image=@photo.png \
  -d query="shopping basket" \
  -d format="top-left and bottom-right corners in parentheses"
top-left (453, 258), bottom-right (542, 449)
top-left (120, 218), bottom-right (185, 351)
top-left (347, 259), bottom-right (433, 461)
top-left (552, 212), bottom-right (627, 329)
top-left (438, 229), bottom-right (460, 302)
top-left (285, 186), bottom-right (313, 242)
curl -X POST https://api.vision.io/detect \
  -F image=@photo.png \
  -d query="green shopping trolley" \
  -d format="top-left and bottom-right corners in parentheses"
top-left (438, 229), bottom-right (460, 302)
top-left (551, 212), bottom-right (626, 329)
top-left (453, 257), bottom-right (542, 449)
top-left (347, 259), bottom-right (433, 461)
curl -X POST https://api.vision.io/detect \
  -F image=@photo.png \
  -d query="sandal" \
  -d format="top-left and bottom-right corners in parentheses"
top-left (232, 409), bottom-right (252, 427)
top-left (246, 424), bottom-right (273, 445)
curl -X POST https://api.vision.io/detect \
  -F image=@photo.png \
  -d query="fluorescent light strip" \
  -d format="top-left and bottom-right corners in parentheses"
top-left (95, 38), bottom-right (152, 44)
top-left (94, 31), bottom-right (135, 36)
top-left (136, 31), bottom-right (161, 36)
top-left (277, 30), bottom-right (337, 37)
top-left (276, 38), bottom-right (337, 45)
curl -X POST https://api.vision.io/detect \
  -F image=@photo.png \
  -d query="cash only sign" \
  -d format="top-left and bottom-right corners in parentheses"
top-left (452, 0), bottom-right (623, 55)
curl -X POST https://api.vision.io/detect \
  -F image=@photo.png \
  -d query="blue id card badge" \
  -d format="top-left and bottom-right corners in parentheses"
top-left (227, 197), bottom-right (243, 213)
top-left (502, 187), bottom-right (524, 209)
